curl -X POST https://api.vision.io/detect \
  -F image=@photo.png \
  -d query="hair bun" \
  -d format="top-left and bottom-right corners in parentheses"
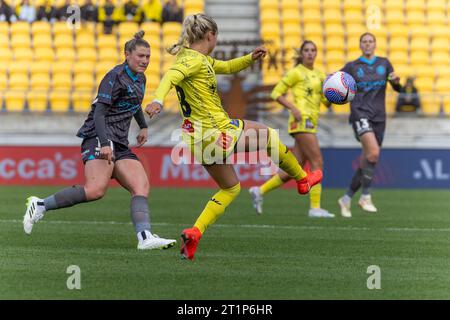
top-left (134, 30), bottom-right (145, 39)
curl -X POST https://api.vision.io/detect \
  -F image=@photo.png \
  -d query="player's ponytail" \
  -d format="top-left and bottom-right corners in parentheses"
top-left (295, 40), bottom-right (317, 65)
top-left (124, 30), bottom-right (150, 54)
top-left (167, 13), bottom-right (218, 55)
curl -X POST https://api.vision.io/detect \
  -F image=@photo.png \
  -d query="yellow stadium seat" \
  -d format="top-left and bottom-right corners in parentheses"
top-left (284, 35), bottom-right (302, 48)
top-left (31, 21), bottom-right (51, 36)
top-left (28, 91), bottom-right (48, 113)
top-left (52, 73), bottom-right (72, 90)
top-left (410, 51), bottom-right (430, 65)
top-left (406, 10), bottom-right (426, 26)
top-left (13, 47), bottom-right (33, 62)
top-left (118, 22), bottom-right (140, 37)
top-left (98, 48), bottom-right (120, 64)
top-left (302, 1), bottom-right (320, 10)
top-left (75, 33), bottom-right (96, 50)
top-left (331, 103), bottom-right (350, 116)
top-left (53, 21), bottom-right (74, 37)
top-left (11, 34), bottom-right (30, 49)
top-left (0, 21), bottom-right (8, 35)
top-left (344, 10), bottom-right (364, 24)
top-left (280, 0), bottom-right (299, 10)
top-left (49, 90), bottom-right (71, 113)
top-left (10, 21), bottom-right (30, 36)
top-left (387, 24), bottom-right (409, 37)
top-left (77, 48), bottom-right (98, 63)
top-left (431, 37), bottom-right (449, 53)
top-left (0, 33), bottom-right (9, 49)
top-left (5, 91), bottom-right (26, 112)
top-left (388, 36), bottom-right (408, 51)
top-left (72, 90), bottom-right (93, 113)
top-left (322, 0), bottom-right (342, 10)
top-left (385, 10), bottom-right (405, 25)
top-left (30, 62), bottom-right (51, 76)
top-left (389, 50), bottom-right (409, 65)
top-left (260, 0), bottom-right (279, 11)
top-left (437, 66), bottom-right (450, 78)
top-left (0, 72), bottom-right (7, 91)
top-left (9, 60), bottom-right (29, 74)
top-left (95, 61), bottom-right (114, 78)
top-left (281, 10), bottom-right (300, 24)
top-left (410, 38), bottom-right (430, 55)
top-left (323, 9), bottom-right (343, 24)
top-left (347, 48), bottom-right (361, 60)
top-left (261, 9), bottom-right (279, 24)
top-left (54, 34), bottom-right (74, 49)
top-left (55, 48), bottom-right (76, 62)
top-left (385, 1), bottom-right (404, 11)
top-left (162, 22), bottom-right (182, 38)
top-left (385, 92), bottom-right (397, 115)
top-left (303, 23), bottom-right (323, 38)
top-left (431, 52), bottom-right (449, 66)
top-left (427, 9), bottom-right (447, 27)
top-left (415, 77), bottom-right (434, 93)
top-left (326, 62), bottom-right (345, 74)
top-left (52, 61), bottom-right (74, 75)
top-left (30, 73), bottom-right (51, 90)
top-left (427, 0), bottom-right (446, 10)
top-left (74, 61), bottom-right (96, 75)
top-left (141, 21), bottom-right (161, 36)
top-left (302, 9), bottom-right (321, 24)
top-left (414, 65), bottom-right (438, 79)
top-left (343, 0), bottom-right (363, 11)
top-left (74, 73), bottom-right (95, 91)
top-left (435, 78), bottom-right (450, 94)
top-left (406, 0), bottom-right (426, 10)
top-left (32, 34), bottom-right (52, 49)
top-left (97, 34), bottom-right (118, 50)
top-left (421, 94), bottom-right (441, 115)
top-left (326, 50), bottom-right (346, 65)
top-left (283, 23), bottom-right (301, 38)
top-left (442, 95), bottom-right (450, 115)
top-left (34, 47), bottom-right (55, 62)
top-left (325, 23), bottom-right (345, 37)
top-left (326, 35), bottom-right (344, 50)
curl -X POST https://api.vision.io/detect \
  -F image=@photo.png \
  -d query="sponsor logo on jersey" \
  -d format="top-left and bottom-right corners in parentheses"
top-left (181, 119), bottom-right (194, 133)
top-left (376, 65), bottom-right (386, 75)
top-left (305, 118), bottom-right (315, 129)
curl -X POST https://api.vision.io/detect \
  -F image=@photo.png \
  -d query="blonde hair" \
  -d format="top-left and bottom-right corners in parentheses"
top-left (167, 13), bottom-right (218, 55)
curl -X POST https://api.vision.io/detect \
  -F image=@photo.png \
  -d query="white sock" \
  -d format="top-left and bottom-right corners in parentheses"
top-left (137, 230), bottom-right (153, 242)
top-left (342, 194), bottom-right (352, 203)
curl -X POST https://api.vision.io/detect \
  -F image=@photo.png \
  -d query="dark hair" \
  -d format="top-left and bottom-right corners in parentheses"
top-left (124, 31), bottom-right (150, 54)
top-left (360, 32), bottom-right (376, 43)
top-left (295, 40), bottom-right (317, 65)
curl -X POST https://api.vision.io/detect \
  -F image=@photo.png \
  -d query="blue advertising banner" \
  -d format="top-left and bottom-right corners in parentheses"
top-left (322, 148), bottom-right (450, 189)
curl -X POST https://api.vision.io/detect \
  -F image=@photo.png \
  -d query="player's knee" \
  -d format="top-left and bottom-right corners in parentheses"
top-left (85, 187), bottom-right (107, 201)
top-left (366, 152), bottom-right (379, 163)
top-left (225, 183), bottom-right (241, 199)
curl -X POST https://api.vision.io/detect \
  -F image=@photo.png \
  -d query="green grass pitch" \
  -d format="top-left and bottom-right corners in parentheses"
top-left (1, 186), bottom-right (449, 299)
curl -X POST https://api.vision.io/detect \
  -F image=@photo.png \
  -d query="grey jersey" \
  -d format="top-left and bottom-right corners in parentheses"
top-left (342, 56), bottom-right (395, 123)
top-left (77, 63), bottom-right (146, 146)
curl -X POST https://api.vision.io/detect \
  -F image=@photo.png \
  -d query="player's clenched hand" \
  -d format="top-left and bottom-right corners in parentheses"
top-left (251, 46), bottom-right (267, 61)
top-left (100, 146), bottom-right (113, 165)
top-left (136, 128), bottom-right (148, 147)
top-left (388, 72), bottom-right (400, 84)
top-left (292, 108), bottom-right (302, 122)
top-left (145, 102), bottom-right (162, 119)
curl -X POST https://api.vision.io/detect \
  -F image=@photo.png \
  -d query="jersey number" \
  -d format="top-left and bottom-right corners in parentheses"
top-left (175, 86), bottom-right (192, 117)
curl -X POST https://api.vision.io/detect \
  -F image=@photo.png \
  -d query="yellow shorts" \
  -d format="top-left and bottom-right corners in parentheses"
top-left (288, 115), bottom-right (318, 135)
top-left (183, 119), bottom-right (244, 165)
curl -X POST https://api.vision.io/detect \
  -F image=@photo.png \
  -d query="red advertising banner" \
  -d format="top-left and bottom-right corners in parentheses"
top-left (0, 146), bottom-right (281, 188)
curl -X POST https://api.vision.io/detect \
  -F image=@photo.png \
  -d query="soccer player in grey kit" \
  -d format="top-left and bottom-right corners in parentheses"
top-left (338, 32), bottom-right (402, 217)
top-left (23, 31), bottom-right (176, 250)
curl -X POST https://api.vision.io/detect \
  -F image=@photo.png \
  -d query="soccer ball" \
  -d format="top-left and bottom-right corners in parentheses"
top-left (322, 71), bottom-right (357, 104)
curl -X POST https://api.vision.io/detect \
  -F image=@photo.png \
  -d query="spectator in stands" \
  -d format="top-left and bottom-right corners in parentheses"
top-left (81, 0), bottom-right (98, 22)
top-left (162, 0), bottom-right (183, 23)
top-left (56, 0), bottom-right (71, 21)
top-left (140, 0), bottom-right (162, 23)
top-left (23, 31), bottom-right (177, 251)
top-left (124, 0), bottom-right (139, 22)
top-left (0, 0), bottom-right (17, 22)
top-left (396, 77), bottom-right (421, 114)
top-left (18, 0), bottom-right (36, 23)
top-left (98, 0), bottom-right (117, 34)
top-left (36, 0), bottom-right (57, 23)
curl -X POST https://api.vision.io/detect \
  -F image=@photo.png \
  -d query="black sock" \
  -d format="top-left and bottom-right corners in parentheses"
top-left (361, 159), bottom-right (377, 195)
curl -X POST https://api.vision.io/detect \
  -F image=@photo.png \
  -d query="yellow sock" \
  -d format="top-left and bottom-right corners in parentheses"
top-left (267, 128), bottom-right (306, 181)
top-left (194, 183), bottom-right (241, 234)
top-left (260, 174), bottom-right (284, 195)
top-left (309, 183), bottom-right (322, 209)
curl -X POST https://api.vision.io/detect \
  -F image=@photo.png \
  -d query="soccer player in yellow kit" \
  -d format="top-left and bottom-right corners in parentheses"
top-left (145, 14), bottom-right (323, 260)
top-left (250, 41), bottom-right (335, 218)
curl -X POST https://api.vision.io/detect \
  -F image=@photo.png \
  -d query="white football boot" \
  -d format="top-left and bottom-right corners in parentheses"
top-left (137, 231), bottom-right (176, 250)
top-left (358, 194), bottom-right (378, 213)
top-left (338, 196), bottom-right (352, 218)
top-left (249, 186), bottom-right (263, 215)
top-left (23, 196), bottom-right (46, 234)
top-left (308, 208), bottom-right (335, 218)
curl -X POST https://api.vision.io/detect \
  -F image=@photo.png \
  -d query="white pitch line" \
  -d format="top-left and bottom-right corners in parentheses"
top-left (1, 219), bottom-right (450, 233)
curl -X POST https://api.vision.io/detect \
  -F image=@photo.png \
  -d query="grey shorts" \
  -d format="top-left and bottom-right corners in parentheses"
top-left (80, 137), bottom-right (139, 164)
top-left (351, 118), bottom-right (386, 147)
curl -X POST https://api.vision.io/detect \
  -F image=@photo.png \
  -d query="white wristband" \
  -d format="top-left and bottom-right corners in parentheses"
top-left (152, 100), bottom-right (164, 108)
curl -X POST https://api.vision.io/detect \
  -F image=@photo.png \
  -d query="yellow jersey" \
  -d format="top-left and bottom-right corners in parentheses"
top-left (271, 64), bottom-right (328, 120)
top-left (154, 48), bottom-right (254, 141)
